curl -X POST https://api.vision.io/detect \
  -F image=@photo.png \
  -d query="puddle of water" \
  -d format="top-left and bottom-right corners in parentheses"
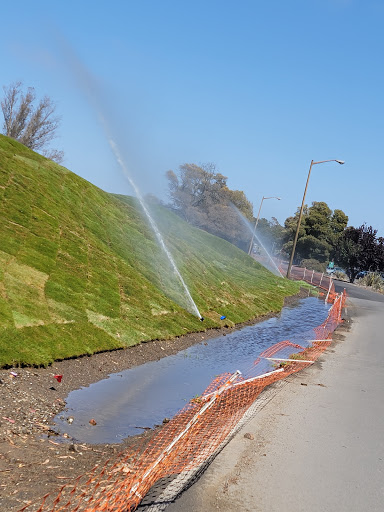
top-left (53, 296), bottom-right (329, 444)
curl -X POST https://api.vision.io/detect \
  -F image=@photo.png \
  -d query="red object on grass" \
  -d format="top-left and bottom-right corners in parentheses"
top-left (2, 417), bottom-right (15, 423)
top-left (54, 375), bottom-right (63, 383)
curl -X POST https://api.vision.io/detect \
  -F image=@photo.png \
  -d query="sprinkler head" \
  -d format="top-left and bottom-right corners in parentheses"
top-left (200, 317), bottom-right (205, 322)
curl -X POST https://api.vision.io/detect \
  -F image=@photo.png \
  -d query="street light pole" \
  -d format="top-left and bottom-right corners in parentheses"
top-left (248, 196), bottom-right (281, 255)
top-left (286, 159), bottom-right (345, 279)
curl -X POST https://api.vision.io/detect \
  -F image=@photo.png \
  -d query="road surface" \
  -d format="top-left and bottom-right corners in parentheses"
top-left (167, 281), bottom-right (384, 511)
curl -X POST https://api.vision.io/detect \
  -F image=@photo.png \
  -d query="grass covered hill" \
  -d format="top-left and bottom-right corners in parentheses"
top-left (0, 135), bottom-right (300, 367)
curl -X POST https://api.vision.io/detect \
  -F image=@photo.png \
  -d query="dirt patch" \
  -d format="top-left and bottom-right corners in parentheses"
top-left (0, 288), bottom-right (311, 511)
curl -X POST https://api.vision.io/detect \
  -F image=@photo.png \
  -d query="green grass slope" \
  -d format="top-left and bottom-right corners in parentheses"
top-left (0, 135), bottom-right (300, 367)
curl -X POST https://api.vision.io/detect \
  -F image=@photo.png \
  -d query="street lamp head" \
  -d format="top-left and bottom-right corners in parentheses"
top-left (335, 160), bottom-right (345, 165)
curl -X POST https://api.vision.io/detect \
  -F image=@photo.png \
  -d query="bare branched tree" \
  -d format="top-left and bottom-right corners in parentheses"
top-left (1, 82), bottom-right (64, 163)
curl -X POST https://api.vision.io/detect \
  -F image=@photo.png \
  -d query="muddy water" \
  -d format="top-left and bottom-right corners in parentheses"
top-left (53, 296), bottom-right (329, 444)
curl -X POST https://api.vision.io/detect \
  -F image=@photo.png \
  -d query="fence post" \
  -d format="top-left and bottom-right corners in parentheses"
top-left (325, 277), bottom-right (333, 303)
top-left (311, 270), bottom-right (314, 284)
top-left (319, 273), bottom-right (324, 287)
top-left (303, 267), bottom-right (306, 280)
top-left (338, 292), bottom-right (343, 321)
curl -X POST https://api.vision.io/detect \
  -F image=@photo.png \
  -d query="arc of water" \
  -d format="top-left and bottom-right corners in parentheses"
top-left (252, 232), bottom-right (284, 278)
top-left (106, 137), bottom-right (202, 319)
top-left (60, 46), bottom-right (201, 319)
top-left (232, 205), bottom-right (283, 278)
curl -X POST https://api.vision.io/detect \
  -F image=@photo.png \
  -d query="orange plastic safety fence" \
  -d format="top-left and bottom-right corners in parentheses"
top-left (278, 262), bottom-right (336, 294)
top-left (20, 282), bottom-right (346, 512)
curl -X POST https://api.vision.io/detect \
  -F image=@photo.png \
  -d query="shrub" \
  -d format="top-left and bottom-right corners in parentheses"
top-left (333, 270), bottom-right (348, 281)
top-left (356, 272), bottom-right (384, 292)
top-left (300, 259), bottom-right (327, 273)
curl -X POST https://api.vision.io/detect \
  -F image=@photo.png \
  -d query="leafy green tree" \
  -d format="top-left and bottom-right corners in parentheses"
top-left (296, 235), bottom-right (332, 263)
top-left (255, 217), bottom-right (285, 255)
top-left (329, 209), bottom-right (349, 246)
top-left (305, 201), bottom-right (332, 240)
top-left (282, 201), bottom-right (348, 264)
top-left (283, 206), bottom-right (308, 251)
top-left (166, 163), bottom-right (253, 249)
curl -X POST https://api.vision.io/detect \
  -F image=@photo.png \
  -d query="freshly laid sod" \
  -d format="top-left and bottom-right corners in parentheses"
top-left (0, 135), bottom-right (300, 367)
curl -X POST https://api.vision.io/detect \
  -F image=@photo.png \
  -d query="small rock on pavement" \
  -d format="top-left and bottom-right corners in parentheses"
top-left (244, 432), bottom-right (254, 440)
top-left (89, 418), bottom-right (97, 426)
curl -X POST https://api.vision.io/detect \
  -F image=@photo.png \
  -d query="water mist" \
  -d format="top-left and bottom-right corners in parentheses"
top-left (233, 206), bottom-right (284, 278)
top-left (107, 138), bottom-right (202, 319)
top-left (62, 44), bottom-right (202, 319)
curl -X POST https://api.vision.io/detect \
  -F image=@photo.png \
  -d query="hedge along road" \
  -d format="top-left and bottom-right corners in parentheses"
top-left (166, 281), bottom-right (384, 512)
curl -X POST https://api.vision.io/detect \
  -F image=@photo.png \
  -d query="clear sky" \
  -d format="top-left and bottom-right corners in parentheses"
top-left (1, 0), bottom-right (383, 234)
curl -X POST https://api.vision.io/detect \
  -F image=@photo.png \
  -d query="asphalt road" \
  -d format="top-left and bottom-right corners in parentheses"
top-left (334, 279), bottom-right (384, 302)
top-left (167, 282), bottom-right (384, 511)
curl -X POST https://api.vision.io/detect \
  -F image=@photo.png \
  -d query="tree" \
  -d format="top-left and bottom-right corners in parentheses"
top-left (1, 82), bottom-right (64, 162)
top-left (282, 201), bottom-right (348, 264)
top-left (166, 163), bottom-right (253, 249)
top-left (329, 209), bottom-right (349, 245)
top-left (335, 224), bottom-right (383, 282)
top-left (254, 217), bottom-right (285, 255)
top-left (282, 205), bottom-right (308, 257)
top-left (296, 235), bottom-right (332, 263)
top-left (305, 201), bottom-right (332, 240)
top-left (377, 238), bottom-right (384, 272)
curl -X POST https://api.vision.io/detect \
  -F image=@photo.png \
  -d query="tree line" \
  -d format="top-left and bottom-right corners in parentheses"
top-left (166, 163), bottom-right (384, 282)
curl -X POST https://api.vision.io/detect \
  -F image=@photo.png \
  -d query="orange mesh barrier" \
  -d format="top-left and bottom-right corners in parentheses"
top-left (20, 285), bottom-right (347, 512)
top-left (278, 263), bottom-right (337, 300)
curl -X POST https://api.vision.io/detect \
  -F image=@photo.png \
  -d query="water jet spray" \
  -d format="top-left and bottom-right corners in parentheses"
top-left (107, 139), bottom-right (202, 319)
top-left (60, 42), bottom-right (202, 319)
top-left (232, 205), bottom-right (284, 278)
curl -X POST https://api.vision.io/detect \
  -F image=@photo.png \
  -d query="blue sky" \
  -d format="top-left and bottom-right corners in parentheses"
top-left (1, 0), bottom-right (383, 234)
